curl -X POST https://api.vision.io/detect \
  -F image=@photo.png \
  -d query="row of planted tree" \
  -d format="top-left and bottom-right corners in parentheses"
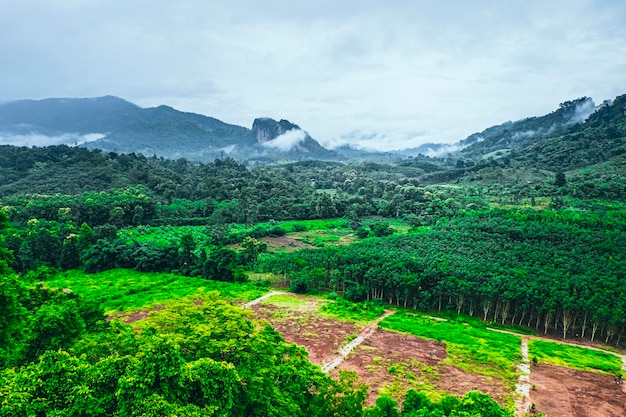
top-left (257, 207), bottom-right (626, 346)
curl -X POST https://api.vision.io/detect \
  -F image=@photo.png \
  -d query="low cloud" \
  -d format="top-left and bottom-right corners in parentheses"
top-left (261, 129), bottom-right (307, 152)
top-left (322, 130), bottom-right (428, 152)
top-left (511, 130), bottom-right (536, 140)
top-left (420, 143), bottom-right (466, 157)
top-left (0, 132), bottom-right (106, 147)
top-left (569, 98), bottom-right (596, 124)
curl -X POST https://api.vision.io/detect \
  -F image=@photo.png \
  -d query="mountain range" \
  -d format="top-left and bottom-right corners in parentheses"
top-left (1, 94), bottom-right (625, 168)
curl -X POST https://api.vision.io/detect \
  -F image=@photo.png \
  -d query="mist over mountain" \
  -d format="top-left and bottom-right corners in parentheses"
top-left (1, 94), bottom-right (623, 169)
top-left (457, 97), bottom-right (597, 157)
top-left (0, 96), bottom-right (335, 163)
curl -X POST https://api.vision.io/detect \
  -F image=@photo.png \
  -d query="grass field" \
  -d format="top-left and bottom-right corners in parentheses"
top-left (46, 269), bottom-right (268, 314)
top-left (380, 311), bottom-right (521, 383)
top-left (529, 339), bottom-right (623, 374)
top-left (320, 298), bottom-right (386, 324)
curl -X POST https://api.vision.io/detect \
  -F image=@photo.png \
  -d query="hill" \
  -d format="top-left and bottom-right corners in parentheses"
top-left (457, 97), bottom-right (596, 158)
top-left (0, 96), bottom-right (336, 163)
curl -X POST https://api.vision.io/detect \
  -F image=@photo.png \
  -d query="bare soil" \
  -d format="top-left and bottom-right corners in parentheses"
top-left (332, 330), bottom-right (510, 406)
top-left (530, 363), bottom-right (626, 417)
top-left (436, 364), bottom-right (510, 406)
top-left (252, 303), bottom-right (359, 364)
top-left (107, 304), bottom-right (165, 323)
top-left (261, 235), bottom-right (315, 250)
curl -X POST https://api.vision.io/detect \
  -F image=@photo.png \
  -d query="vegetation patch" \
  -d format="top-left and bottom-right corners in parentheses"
top-left (261, 293), bottom-right (326, 313)
top-left (381, 311), bottom-right (521, 383)
top-left (528, 340), bottom-right (622, 374)
top-left (320, 298), bottom-right (386, 324)
top-left (46, 269), bottom-right (268, 314)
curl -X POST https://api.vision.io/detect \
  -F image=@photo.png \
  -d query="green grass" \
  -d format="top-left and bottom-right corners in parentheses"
top-left (46, 269), bottom-right (268, 314)
top-left (379, 360), bottom-right (447, 403)
top-left (528, 340), bottom-right (622, 374)
top-left (487, 322), bottom-right (537, 336)
top-left (381, 311), bottom-right (521, 383)
top-left (279, 218), bottom-right (350, 232)
top-left (262, 294), bottom-right (326, 312)
top-left (320, 298), bottom-right (386, 324)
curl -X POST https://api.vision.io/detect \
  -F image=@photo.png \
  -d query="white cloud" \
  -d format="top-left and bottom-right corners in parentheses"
top-left (569, 98), bottom-right (597, 124)
top-left (0, 133), bottom-right (106, 147)
top-left (261, 129), bottom-right (307, 152)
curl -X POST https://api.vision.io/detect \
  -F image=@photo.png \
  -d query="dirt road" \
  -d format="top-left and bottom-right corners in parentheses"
top-left (241, 291), bottom-right (287, 309)
top-left (321, 310), bottom-right (396, 373)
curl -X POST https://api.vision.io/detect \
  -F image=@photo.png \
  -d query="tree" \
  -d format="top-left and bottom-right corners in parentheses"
top-left (367, 395), bottom-right (399, 417)
top-left (315, 193), bottom-right (338, 219)
top-left (554, 171), bottom-right (566, 188)
top-left (0, 275), bottom-right (25, 367)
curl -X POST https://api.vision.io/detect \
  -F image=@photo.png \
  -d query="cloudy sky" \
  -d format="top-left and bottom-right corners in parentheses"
top-left (1, 0), bottom-right (625, 150)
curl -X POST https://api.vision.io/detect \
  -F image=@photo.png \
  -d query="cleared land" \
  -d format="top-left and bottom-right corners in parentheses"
top-left (250, 294), bottom-right (515, 407)
top-left (252, 299), bottom-right (360, 364)
top-left (530, 363), bottom-right (626, 417)
top-left (48, 270), bottom-right (626, 414)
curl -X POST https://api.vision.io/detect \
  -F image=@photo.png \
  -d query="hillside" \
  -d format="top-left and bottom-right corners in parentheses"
top-left (458, 97), bottom-right (596, 158)
top-left (0, 96), bottom-right (336, 163)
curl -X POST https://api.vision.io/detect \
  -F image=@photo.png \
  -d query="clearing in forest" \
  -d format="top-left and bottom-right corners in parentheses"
top-left (251, 294), bottom-right (362, 364)
top-left (251, 295), bottom-right (517, 407)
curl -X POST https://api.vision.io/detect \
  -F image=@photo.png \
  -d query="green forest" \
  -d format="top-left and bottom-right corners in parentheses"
top-left (1, 95), bottom-right (626, 416)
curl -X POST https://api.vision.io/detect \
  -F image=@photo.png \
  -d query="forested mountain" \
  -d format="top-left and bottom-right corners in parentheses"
top-left (511, 94), bottom-right (626, 171)
top-left (0, 96), bottom-right (335, 163)
top-left (457, 97), bottom-right (596, 158)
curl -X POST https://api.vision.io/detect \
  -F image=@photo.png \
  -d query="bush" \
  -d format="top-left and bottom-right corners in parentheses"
top-left (344, 284), bottom-right (367, 302)
top-left (289, 275), bottom-right (313, 294)
top-left (356, 226), bottom-right (370, 239)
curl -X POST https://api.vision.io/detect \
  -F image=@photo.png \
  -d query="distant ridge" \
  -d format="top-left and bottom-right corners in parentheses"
top-left (0, 96), bottom-right (335, 163)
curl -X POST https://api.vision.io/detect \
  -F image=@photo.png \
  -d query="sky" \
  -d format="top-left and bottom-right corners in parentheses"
top-left (1, 0), bottom-right (626, 151)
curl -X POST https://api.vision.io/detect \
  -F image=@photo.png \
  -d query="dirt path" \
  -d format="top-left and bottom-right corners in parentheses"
top-left (321, 310), bottom-right (395, 373)
top-left (241, 291), bottom-right (287, 309)
top-left (514, 337), bottom-right (532, 416)
top-left (488, 327), bottom-right (626, 412)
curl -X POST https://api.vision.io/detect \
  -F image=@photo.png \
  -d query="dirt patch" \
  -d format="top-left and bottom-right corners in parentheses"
top-left (252, 304), bottom-right (359, 364)
top-left (261, 236), bottom-right (315, 250)
top-left (436, 364), bottom-right (510, 406)
top-left (530, 363), bottom-right (626, 417)
top-left (332, 330), bottom-right (509, 406)
top-left (106, 304), bottom-right (165, 323)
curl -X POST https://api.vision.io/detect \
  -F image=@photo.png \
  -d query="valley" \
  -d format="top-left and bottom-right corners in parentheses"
top-left (1, 92), bottom-right (626, 416)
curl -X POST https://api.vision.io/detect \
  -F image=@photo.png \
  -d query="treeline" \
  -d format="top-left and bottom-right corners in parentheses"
top-left (257, 207), bottom-right (626, 345)
top-left (0, 145), bottom-right (488, 227)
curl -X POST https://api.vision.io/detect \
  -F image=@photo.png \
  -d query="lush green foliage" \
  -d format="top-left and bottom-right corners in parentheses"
top-left (364, 390), bottom-right (513, 417)
top-left (0, 293), bottom-right (369, 417)
top-left (1, 104), bottom-right (625, 416)
top-left (257, 205), bottom-right (626, 345)
top-left (528, 340), bottom-right (622, 374)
